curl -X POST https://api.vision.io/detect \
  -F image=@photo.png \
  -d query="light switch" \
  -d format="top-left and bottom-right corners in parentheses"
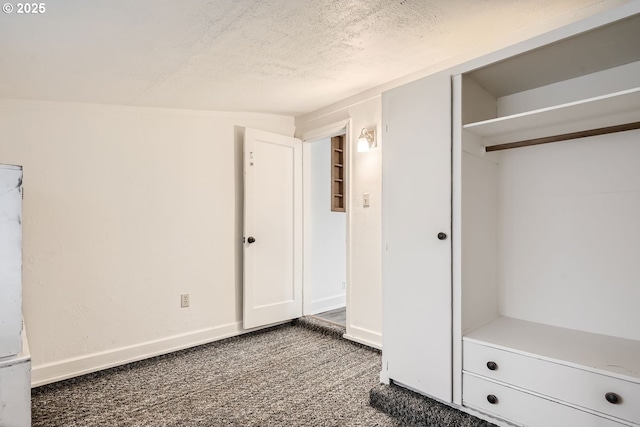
top-left (363, 193), bottom-right (370, 207)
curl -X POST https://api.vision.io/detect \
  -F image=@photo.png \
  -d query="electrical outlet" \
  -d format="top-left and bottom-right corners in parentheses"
top-left (341, 281), bottom-right (346, 291)
top-left (181, 293), bottom-right (190, 308)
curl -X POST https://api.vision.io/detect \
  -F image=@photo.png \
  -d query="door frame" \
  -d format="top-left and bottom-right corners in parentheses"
top-left (300, 119), bottom-right (352, 318)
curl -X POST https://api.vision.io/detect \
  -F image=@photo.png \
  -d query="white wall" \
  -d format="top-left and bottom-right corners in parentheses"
top-left (296, 96), bottom-right (383, 348)
top-left (307, 138), bottom-right (346, 314)
top-left (0, 99), bottom-right (294, 386)
top-left (498, 130), bottom-right (640, 341)
top-left (461, 147), bottom-right (499, 334)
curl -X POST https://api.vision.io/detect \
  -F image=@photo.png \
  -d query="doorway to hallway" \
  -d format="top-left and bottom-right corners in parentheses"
top-left (312, 307), bottom-right (346, 327)
top-left (303, 133), bottom-right (348, 322)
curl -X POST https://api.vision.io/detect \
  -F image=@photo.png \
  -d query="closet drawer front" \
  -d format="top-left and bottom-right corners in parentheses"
top-left (463, 374), bottom-right (627, 427)
top-left (463, 341), bottom-right (640, 423)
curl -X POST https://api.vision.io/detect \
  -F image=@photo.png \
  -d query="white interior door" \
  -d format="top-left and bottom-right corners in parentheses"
top-left (243, 128), bottom-right (302, 329)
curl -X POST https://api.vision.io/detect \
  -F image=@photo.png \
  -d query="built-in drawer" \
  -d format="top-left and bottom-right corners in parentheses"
top-left (463, 373), bottom-right (628, 427)
top-left (463, 340), bottom-right (640, 424)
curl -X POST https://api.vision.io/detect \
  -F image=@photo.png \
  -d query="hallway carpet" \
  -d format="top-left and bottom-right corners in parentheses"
top-left (311, 307), bottom-right (347, 327)
top-left (32, 321), bottom-right (400, 427)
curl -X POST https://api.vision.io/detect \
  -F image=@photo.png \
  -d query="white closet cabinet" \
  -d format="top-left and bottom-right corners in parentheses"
top-left (0, 164), bottom-right (31, 427)
top-left (454, 11), bottom-right (640, 427)
top-left (381, 71), bottom-right (452, 402)
top-left (382, 5), bottom-right (640, 427)
top-left (0, 164), bottom-right (23, 358)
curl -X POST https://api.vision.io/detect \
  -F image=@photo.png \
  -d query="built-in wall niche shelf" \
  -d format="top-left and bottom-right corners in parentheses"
top-left (463, 87), bottom-right (640, 151)
top-left (331, 135), bottom-right (346, 212)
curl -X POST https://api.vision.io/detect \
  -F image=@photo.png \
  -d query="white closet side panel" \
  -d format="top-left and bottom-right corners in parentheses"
top-left (0, 357), bottom-right (31, 427)
top-left (461, 145), bottom-right (499, 334)
top-left (381, 72), bottom-right (452, 402)
top-left (0, 164), bottom-right (23, 358)
top-left (498, 130), bottom-right (640, 341)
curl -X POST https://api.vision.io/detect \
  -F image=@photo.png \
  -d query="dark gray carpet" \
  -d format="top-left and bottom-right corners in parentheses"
top-left (310, 307), bottom-right (347, 327)
top-left (370, 383), bottom-right (497, 427)
top-left (32, 321), bottom-right (402, 427)
top-left (32, 319), bottom-right (492, 426)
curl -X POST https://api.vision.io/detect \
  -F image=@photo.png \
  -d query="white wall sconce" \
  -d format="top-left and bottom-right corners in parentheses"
top-left (357, 128), bottom-right (377, 152)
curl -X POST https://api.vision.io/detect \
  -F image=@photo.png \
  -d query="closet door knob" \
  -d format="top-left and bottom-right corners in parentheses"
top-left (437, 232), bottom-right (447, 240)
top-left (487, 395), bottom-right (498, 404)
top-left (605, 392), bottom-right (621, 404)
top-left (486, 361), bottom-right (498, 371)
top-left (247, 236), bottom-right (256, 244)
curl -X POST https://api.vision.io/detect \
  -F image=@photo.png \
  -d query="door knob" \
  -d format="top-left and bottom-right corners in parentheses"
top-left (437, 232), bottom-right (447, 240)
top-left (247, 236), bottom-right (256, 244)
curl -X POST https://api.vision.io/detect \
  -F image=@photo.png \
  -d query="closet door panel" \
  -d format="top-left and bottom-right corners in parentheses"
top-left (381, 72), bottom-right (452, 402)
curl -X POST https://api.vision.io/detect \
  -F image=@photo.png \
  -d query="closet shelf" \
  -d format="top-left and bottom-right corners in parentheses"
top-left (463, 87), bottom-right (640, 149)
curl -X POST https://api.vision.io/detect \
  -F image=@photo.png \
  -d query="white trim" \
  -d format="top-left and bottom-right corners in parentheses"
top-left (299, 119), bottom-right (350, 142)
top-left (344, 325), bottom-right (382, 350)
top-left (31, 322), bottom-right (250, 387)
top-left (451, 73), bottom-right (464, 406)
top-left (0, 98), bottom-right (293, 121)
top-left (302, 139), bottom-right (313, 315)
top-left (344, 119), bottom-right (355, 348)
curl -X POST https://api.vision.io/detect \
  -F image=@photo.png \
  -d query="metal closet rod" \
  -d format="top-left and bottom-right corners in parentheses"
top-left (485, 121), bottom-right (640, 152)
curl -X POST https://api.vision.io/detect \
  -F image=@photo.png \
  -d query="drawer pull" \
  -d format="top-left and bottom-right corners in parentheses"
top-left (605, 392), bottom-right (621, 404)
top-left (487, 394), bottom-right (499, 404)
top-left (486, 361), bottom-right (498, 371)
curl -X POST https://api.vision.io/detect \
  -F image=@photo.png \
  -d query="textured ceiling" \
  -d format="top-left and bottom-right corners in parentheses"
top-left (0, 0), bottom-right (628, 115)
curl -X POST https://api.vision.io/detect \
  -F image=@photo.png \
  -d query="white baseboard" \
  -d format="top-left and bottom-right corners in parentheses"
top-left (344, 324), bottom-right (382, 350)
top-left (305, 294), bottom-right (346, 315)
top-left (31, 321), bottom-right (247, 387)
top-left (30, 317), bottom-right (377, 387)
